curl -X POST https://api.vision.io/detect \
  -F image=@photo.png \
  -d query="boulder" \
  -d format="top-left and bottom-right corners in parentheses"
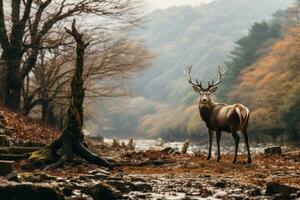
top-left (264, 146), bottom-right (282, 155)
top-left (0, 182), bottom-right (64, 200)
top-left (0, 160), bottom-right (14, 176)
top-left (62, 187), bottom-right (73, 196)
top-left (130, 182), bottom-right (152, 192)
top-left (129, 177), bottom-right (146, 182)
top-left (266, 182), bottom-right (300, 197)
top-left (84, 182), bottom-right (123, 200)
top-left (249, 187), bottom-right (261, 196)
top-left (6, 172), bottom-right (19, 182)
top-left (106, 180), bottom-right (130, 193)
top-left (214, 180), bottom-right (226, 188)
top-left (93, 172), bottom-right (109, 179)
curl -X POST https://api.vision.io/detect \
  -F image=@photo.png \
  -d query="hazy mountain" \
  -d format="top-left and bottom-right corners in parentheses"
top-left (91, 0), bottom-right (295, 139)
top-left (134, 0), bottom-right (294, 102)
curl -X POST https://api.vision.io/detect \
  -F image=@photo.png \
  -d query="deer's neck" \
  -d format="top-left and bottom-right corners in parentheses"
top-left (199, 101), bottom-right (216, 125)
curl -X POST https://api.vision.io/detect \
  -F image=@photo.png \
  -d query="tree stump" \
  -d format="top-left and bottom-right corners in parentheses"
top-left (181, 140), bottom-right (190, 154)
top-left (127, 139), bottom-right (135, 150)
top-left (112, 138), bottom-right (120, 147)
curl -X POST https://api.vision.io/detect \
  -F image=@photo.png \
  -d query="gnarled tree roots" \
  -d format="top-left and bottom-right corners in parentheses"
top-left (29, 136), bottom-right (113, 169)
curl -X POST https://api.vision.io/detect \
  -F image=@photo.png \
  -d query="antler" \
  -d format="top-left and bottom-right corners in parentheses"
top-left (185, 64), bottom-right (225, 91)
top-left (185, 64), bottom-right (204, 90)
top-left (207, 65), bottom-right (225, 90)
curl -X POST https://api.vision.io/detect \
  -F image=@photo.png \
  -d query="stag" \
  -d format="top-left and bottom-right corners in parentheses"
top-left (185, 65), bottom-right (251, 163)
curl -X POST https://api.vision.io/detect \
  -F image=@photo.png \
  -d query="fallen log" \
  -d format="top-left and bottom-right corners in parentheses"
top-left (21, 141), bottom-right (45, 147)
top-left (0, 147), bottom-right (42, 154)
top-left (0, 153), bottom-right (29, 160)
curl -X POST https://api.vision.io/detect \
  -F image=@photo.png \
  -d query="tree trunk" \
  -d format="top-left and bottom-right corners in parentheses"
top-left (0, 50), bottom-right (22, 111)
top-left (0, 56), bottom-right (6, 104)
top-left (28, 20), bottom-right (113, 169)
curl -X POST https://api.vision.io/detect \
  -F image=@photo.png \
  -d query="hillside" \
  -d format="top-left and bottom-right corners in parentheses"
top-left (92, 0), bottom-right (295, 139)
top-left (134, 0), bottom-right (294, 102)
top-left (0, 106), bottom-right (58, 145)
top-left (229, 25), bottom-right (300, 143)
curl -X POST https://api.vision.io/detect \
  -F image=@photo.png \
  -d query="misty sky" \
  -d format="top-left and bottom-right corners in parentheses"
top-left (144, 0), bottom-right (214, 11)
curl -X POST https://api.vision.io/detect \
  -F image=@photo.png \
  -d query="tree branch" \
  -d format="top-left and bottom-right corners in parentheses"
top-left (0, 0), bottom-right (10, 49)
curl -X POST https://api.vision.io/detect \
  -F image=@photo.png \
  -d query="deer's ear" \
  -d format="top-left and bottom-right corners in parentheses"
top-left (193, 86), bottom-right (201, 92)
top-left (210, 87), bottom-right (218, 93)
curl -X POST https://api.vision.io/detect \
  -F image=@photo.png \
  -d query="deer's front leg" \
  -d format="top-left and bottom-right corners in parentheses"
top-left (207, 129), bottom-right (213, 160)
top-left (216, 129), bottom-right (221, 162)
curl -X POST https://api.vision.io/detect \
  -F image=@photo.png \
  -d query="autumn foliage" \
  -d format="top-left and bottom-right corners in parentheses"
top-left (229, 25), bottom-right (300, 142)
top-left (0, 105), bottom-right (59, 144)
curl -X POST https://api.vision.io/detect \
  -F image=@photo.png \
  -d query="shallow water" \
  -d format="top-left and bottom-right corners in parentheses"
top-left (103, 138), bottom-right (285, 155)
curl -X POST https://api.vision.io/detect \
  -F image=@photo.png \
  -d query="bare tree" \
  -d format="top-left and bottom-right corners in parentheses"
top-left (29, 20), bottom-right (113, 168)
top-left (21, 31), bottom-right (153, 127)
top-left (0, 0), bottom-right (141, 111)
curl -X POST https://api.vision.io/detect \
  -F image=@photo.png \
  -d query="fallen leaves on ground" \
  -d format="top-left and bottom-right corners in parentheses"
top-left (0, 106), bottom-right (59, 144)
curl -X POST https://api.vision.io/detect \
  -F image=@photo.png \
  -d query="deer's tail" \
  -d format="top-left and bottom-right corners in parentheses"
top-left (235, 104), bottom-right (250, 130)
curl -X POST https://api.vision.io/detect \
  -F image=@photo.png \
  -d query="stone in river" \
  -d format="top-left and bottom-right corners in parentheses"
top-left (264, 146), bottom-right (282, 155)
top-left (0, 182), bottom-right (64, 200)
top-left (130, 182), bottom-right (152, 192)
top-left (84, 182), bottom-right (123, 200)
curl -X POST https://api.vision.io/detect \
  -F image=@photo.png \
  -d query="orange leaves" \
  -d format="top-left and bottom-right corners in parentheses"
top-left (229, 26), bottom-right (300, 131)
top-left (0, 106), bottom-right (59, 144)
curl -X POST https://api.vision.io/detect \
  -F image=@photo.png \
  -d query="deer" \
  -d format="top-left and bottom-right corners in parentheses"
top-left (185, 65), bottom-right (251, 164)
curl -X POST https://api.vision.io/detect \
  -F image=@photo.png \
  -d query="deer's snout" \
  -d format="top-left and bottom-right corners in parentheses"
top-left (201, 96), bottom-right (208, 103)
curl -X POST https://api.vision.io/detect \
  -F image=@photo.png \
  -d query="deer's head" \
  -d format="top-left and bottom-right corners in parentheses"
top-left (185, 64), bottom-right (225, 105)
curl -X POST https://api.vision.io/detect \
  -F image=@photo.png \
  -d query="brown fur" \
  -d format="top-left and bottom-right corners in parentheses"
top-left (198, 98), bottom-right (251, 164)
top-left (186, 65), bottom-right (251, 163)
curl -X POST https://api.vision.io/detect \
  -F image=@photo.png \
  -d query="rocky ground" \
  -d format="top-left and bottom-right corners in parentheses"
top-left (0, 144), bottom-right (299, 200)
top-left (0, 106), bottom-right (299, 200)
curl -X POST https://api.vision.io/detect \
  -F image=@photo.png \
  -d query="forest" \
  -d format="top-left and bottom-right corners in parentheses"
top-left (0, 0), bottom-right (299, 200)
top-left (99, 0), bottom-right (299, 145)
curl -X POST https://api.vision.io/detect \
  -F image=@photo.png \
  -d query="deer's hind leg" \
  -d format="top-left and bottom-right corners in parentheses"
top-left (242, 129), bottom-right (252, 163)
top-left (231, 131), bottom-right (240, 164)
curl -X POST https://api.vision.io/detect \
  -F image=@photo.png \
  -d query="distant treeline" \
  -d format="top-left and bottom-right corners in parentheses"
top-left (143, 3), bottom-right (300, 144)
top-left (95, 0), bottom-right (299, 145)
top-left (217, 5), bottom-right (300, 144)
